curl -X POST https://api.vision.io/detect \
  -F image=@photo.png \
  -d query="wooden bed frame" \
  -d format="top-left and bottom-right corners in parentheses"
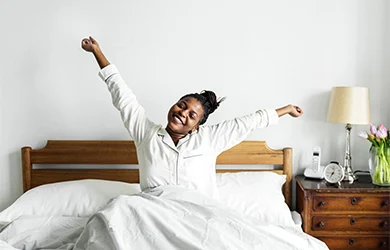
top-left (21, 140), bottom-right (293, 208)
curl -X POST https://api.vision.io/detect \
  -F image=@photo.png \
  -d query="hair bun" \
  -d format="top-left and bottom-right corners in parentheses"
top-left (200, 90), bottom-right (225, 114)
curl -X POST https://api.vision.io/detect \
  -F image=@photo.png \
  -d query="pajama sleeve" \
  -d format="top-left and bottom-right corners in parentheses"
top-left (99, 64), bottom-right (155, 145)
top-left (206, 109), bottom-right (278, 155)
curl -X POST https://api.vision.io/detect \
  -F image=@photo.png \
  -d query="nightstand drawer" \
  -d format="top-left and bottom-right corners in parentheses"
top-left (317, 236), bottom-right (389, 250)
top-left (313, 195), bottom-right (390, 212)
top-left (312, 215), bottom-right (389, 232)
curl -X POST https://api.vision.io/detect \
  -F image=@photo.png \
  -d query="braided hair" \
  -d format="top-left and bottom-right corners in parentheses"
top-left (179, 90), bottom-right (225, 125)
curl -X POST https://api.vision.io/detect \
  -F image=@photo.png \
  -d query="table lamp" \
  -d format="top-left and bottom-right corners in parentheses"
top-left (326, 86), bottom-right (371, 183)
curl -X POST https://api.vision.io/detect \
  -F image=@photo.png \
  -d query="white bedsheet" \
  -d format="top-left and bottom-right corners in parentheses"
top-left (74, 186), bottom-right (328, 250)
top-left (291, 211), bottom-right (302, 227)
top-left (0, 187), bottom-right (328, 250)
top-left (0, 239), bottom-right (18, 250)
top-left (0, 217), bottom-right (87, 250)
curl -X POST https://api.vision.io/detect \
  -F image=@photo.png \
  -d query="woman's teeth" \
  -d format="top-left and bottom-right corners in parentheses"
top-left (174, 115), bottom-right (183, 124)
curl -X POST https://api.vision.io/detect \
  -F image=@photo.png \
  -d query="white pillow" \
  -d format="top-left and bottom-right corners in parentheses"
top-left (216, 172), bottom-right (295, 227)
top-left (0, 179), bottom-right (141, 222)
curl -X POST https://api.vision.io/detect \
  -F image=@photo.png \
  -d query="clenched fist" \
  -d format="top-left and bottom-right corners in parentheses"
top-left (289, 105), bottom-right (303, 118)
top-left (276, 104), bottom-right (303, 118)
top-left (81, 36), bottom-right (100, 53)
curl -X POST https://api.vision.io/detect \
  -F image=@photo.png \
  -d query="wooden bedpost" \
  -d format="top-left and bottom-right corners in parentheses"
top-left (283, 147), bottom-right (292, 209)
top-left (21, 146), bottom-right (32, 192)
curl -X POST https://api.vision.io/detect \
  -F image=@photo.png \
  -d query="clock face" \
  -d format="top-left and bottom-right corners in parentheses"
top-left (324, 163), bottom-right (345, 183)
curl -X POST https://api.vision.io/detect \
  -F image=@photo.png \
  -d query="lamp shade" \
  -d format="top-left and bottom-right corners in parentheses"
top-left (326, 86), bottom-right (371, 125)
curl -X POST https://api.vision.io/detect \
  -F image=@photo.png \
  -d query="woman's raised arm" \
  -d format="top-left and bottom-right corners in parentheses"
top-left (80, 36), bottom-right (155, 145)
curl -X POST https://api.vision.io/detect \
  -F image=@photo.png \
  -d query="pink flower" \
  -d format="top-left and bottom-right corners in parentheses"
top-left (376, 124), bottom-right (388, 139)
top-left (358, 131), bottom-right (368, 139)
top-left (370, 123), bottom-right (377, 134)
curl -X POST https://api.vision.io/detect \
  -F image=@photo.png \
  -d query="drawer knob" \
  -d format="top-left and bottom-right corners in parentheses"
top-left (380, 241), bottom-right (387, 248)
top-left (381, 221), bottom-right (389, 228)
top-left (318, 221), bottom-right (325, 228)
top-left (382, 200), bottom-right (389, 206)
top-left (351, 197), bottom-right (358, 205)
top-left (319, 201), bottom-right (326, 207)
top-left (350, 218), bottom-right (356, 225)
top-left (349, 238), bottom-right (354, 245)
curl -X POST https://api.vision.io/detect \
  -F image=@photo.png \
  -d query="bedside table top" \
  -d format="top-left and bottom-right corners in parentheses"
top-left (296, 174), bottom-right (390, 193)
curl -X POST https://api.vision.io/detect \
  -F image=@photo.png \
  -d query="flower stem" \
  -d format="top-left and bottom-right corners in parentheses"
top-left (372, 144), bottom-right (390, 185)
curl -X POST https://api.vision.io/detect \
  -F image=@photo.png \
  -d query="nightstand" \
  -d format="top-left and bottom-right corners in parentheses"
top-left (295, 174), bottom-right (390, 250)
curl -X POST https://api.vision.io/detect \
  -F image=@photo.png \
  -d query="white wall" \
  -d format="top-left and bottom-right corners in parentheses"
top-left (0, 0), bottom-right (388, 211)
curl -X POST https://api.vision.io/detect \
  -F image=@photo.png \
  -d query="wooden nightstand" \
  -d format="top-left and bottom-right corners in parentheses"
top-left (296, 174), bottom-right (390, 250)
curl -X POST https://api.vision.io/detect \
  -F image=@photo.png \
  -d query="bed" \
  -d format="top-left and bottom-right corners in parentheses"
top-left (0, 140), bottom-right (329, 250)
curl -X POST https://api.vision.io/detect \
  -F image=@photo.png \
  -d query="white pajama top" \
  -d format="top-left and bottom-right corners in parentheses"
top-left (99, 64), bottom-right (279, 198)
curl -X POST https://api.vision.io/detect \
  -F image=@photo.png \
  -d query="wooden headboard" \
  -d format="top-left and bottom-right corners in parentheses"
top-left (21, 140), bottom-right (292, 208)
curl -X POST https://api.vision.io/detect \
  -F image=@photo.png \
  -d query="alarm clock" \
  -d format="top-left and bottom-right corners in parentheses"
top-left (323, 161), bottom-right (345, 185)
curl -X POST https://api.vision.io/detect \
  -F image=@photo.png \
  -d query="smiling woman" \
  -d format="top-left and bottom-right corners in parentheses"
top-left (81, 35), bottom-right (303, 198)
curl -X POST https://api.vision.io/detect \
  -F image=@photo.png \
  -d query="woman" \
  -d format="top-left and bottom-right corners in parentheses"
top-left (81, 36), bottom-right (303, 198)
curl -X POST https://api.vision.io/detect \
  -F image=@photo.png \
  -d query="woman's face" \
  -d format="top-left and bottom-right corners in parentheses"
top-left (166, 97), bottom-right (204, 136)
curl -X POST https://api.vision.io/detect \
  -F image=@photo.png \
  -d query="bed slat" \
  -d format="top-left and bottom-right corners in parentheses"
top-left (31, 169), bottom-right (140, 187)
top-left (30, 140), bottom-right (138, 164)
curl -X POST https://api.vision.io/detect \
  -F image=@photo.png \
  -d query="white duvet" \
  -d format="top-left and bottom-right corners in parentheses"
top-left (1, 186), bottom-right (328, 250)
top-left (0, 217), bottom-right (87, 250)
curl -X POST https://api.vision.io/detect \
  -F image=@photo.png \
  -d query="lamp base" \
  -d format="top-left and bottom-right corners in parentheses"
top-left (342, 123), bottom-right (358, 184)
top-left (343, 168), bottom-right (358, 184)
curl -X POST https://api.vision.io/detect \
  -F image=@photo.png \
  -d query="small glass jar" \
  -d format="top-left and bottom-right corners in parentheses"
top-left (369, 146), bottom-right (390, 186)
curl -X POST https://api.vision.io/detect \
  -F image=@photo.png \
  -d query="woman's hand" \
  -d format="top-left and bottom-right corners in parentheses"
top-left (81, 36), bottom-right (110, 69)
top-left (81, 36), bottom-right (100, 53)
top-left (276, 104), bottom-right (303, 118)
top-left (288, 105), bottom-right (303, 117)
